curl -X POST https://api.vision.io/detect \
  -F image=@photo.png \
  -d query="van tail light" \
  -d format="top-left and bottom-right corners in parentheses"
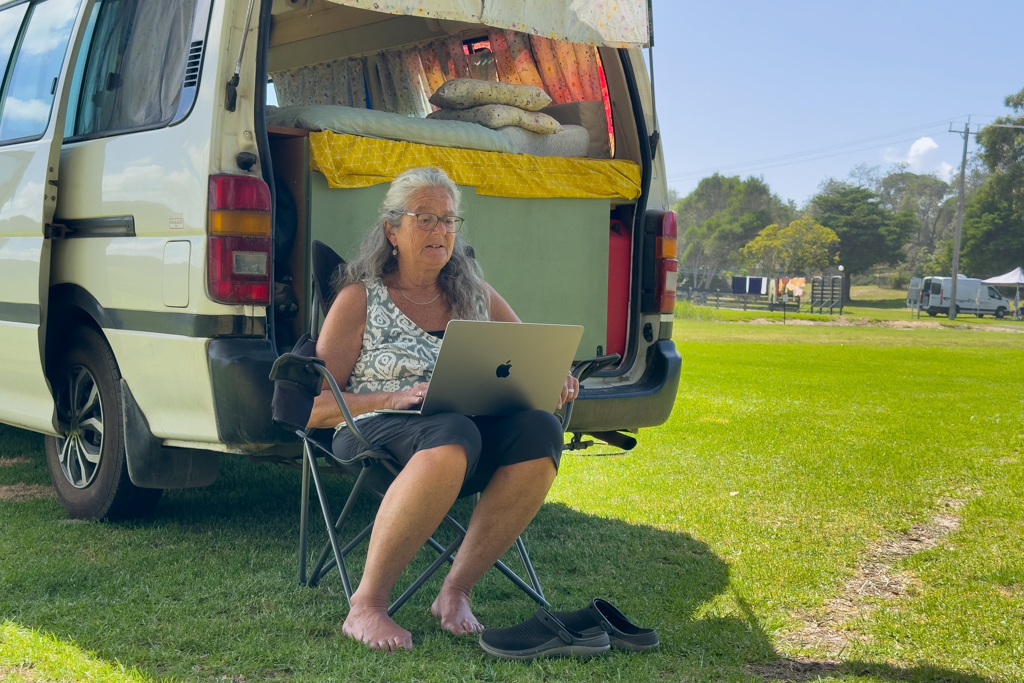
top-left (207, 174), bottom-right (271, 305)
top-left (654, 211), bottom-right (678, 313)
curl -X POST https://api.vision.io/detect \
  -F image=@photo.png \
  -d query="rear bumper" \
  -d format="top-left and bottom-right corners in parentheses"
top-left (566, 340), bottom-right (681, 433)
top-left (208, 337), bottom-right (296, 446)
top-left (207, 338), bottom-right (681, 446)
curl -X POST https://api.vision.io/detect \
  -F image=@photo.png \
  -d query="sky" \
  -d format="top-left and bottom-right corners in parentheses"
top-left (650, 0), bottom-right (1024, 207)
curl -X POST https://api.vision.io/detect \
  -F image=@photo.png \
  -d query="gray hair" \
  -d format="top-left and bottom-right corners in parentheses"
top-left (334, 167), bottom-right (489, 320)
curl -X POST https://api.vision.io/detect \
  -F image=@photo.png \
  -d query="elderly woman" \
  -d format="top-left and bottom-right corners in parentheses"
top-left (307, 167), bottom-right (578, 652)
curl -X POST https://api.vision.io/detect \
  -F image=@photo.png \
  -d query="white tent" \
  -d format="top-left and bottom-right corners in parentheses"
top-left (983, 267), bottom-right (1024, 318)
top-left (982, 267), bottom-right (1024, 285)
top-left (325, 0), bottom-right (651, 48)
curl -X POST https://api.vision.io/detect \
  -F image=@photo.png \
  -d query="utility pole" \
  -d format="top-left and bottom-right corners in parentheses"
top-left (948, 120), bottom-right (977, 320)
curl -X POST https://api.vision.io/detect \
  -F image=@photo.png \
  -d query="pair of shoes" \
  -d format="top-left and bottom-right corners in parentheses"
top-left (552, 599), bottom-right (659, 652)
top-left (478, 600), bottom-right (658, 660)
top-left (479, 609), bottom-right (610, 660)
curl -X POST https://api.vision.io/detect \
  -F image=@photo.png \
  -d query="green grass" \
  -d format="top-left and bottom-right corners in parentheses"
top-left (2, 313), bottom-right (1023, 682)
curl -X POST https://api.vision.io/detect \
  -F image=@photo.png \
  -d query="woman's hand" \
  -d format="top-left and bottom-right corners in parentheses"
top-left (385, 383), bottom-right (430, 411)
top-left (556, 374), bottom-right (580, 410)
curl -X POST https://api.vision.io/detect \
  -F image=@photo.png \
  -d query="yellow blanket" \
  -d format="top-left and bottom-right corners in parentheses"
top-left (308, 131), bottom-right (642, 200)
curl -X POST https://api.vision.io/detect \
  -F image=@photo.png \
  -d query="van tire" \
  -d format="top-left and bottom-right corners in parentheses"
top-left (44, 326), bottom-right (162, 520)
top-left (996, 307), bottom-right (1006, 319)
top-left (927, 311), bottom-right (937, 317)
top-left (976, 313), bottom-right (984, 318)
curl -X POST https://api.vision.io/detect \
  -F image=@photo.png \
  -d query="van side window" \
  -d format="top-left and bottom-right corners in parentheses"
top-left (72, 0), bottom-right (196, 137)
top-left (988, 287), bottom-right (1001, 299)
top-left (0, 5), bottom-right (29, 89)
top-left (0, 0), bottom-right (82, 143)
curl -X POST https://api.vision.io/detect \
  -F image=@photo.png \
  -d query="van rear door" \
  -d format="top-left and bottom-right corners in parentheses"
top-left (0, 0), bottom-right (93, 433)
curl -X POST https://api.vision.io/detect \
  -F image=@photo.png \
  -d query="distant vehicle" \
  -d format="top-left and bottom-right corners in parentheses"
top-left (912, 276), bottom-right (1009, 318)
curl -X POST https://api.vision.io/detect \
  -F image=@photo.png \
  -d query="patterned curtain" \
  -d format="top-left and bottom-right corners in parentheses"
top-left (270, 30), bottom-right (605, 115)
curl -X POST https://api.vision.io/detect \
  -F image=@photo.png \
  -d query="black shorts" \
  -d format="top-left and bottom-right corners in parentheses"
top-left (331, 410), bottom-right (563, 496)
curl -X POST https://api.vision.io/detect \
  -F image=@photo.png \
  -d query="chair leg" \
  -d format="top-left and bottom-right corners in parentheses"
top-left (309, 464), bottom-right (371, 584)
top-left (305, 442), bottom-right (354, 602)
top-left (435, 515), bottom-right (549, 608)
top-left (314, 520), bottom-right (375, 585)
top-left (299, 445), bottom-right (311, 586)
top-left (388, 534), bottom-right (464, 617)
top-left (515, 536), bottom-right (545, 601)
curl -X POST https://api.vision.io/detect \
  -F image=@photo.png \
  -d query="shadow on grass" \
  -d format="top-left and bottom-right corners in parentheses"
top-left (0, 429), bottom-right (1009, 682)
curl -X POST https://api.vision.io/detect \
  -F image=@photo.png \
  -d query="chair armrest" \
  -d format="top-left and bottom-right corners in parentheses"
top-left (269, 350), bottom-right (375, 452)
top-left (306, 363), bottom-right (375, 452)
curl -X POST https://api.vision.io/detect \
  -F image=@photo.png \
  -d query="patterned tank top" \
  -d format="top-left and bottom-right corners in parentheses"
top-left (345, 278), bottom-right (488, 415)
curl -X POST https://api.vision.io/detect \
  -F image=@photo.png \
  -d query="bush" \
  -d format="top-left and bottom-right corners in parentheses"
top-left (891, 270), bottom-right (910, 290)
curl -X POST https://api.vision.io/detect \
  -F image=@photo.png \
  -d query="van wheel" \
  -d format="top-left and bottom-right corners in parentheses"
top-left (976, 313), bottom-right (984, 318)
top-left (44, 326), bottom-right (162, 520)
top-left (996, 307), bottom-right (1006, 319)
top-left (927, 311), bottom-right (937, 317)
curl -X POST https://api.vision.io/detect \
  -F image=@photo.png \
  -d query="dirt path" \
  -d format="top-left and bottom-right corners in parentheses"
top-left (748, 498), bottom-right (969, 681)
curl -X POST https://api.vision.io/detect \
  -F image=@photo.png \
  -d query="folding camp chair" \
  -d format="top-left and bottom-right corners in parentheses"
top-left (269, 240), bottom-right (619, 616)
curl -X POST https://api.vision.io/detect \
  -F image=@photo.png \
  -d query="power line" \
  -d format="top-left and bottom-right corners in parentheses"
top-left (667, 116), bottom-right (969, 181)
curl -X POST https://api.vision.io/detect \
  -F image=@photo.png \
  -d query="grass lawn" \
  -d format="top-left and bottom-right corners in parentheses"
top-left (2, 313), bottom-right (1023, 682)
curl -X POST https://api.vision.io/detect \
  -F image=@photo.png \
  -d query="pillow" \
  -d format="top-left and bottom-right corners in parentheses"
top-left (539, 101), bottom-right (610, 158)
top-left (429, 78), bottom-right (552, 111)
top-left (428, 105), bottom-right (562, 135)
top-left (496, 125), bottom-right (590, 158)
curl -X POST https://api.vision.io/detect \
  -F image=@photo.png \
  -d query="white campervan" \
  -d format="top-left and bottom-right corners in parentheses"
top-left (916, 276), bottom-right (1009, 318)
top-left (0, 0), bottom-right (680, 520)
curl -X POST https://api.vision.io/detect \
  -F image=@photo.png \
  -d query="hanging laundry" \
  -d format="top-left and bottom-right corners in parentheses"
top-left (732, 276), bottom-right (746, 294)
top-left (746, 277), bottom-right (763, 294)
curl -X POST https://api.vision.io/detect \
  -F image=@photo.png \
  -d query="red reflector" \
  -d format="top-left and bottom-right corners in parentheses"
top-left (209, 175), bottom-right (271, 212)
top-left (657, 259), bottom-right (678, 313)
top-left (208, 235), bottom-right (271, 305)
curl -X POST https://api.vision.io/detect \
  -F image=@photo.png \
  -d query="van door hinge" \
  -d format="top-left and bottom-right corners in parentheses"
top-left (648, 130), bottom-right (660, 160)
top-left (45, 223), bottom-right (68, 239)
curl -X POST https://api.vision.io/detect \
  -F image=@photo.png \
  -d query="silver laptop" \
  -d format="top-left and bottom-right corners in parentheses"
top-left (378, 320), bottom-right (583, 417)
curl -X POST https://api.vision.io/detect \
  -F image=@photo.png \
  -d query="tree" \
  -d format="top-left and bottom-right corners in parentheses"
top-left (677, 173), bottom-right (794, 289)
top-left (740, 218), bottom-right (839, 275)
top-left (809, 184), bottom-right (915, 300)
top-left (957, 87), bottom-right (1024, 276)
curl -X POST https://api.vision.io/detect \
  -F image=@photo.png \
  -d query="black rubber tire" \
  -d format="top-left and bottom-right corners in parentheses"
top-left (927, 311), bottom-right (937, 317)
top-left (44, 326), bottom-right (162, 520)
top-left (996, 307), bottom-right (1006, 319)
top-left (976, 313), bottom-right (984, 318)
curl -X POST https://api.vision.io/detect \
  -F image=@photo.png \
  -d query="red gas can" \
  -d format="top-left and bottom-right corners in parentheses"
top-left (607, 219), bottom-right (632, 357)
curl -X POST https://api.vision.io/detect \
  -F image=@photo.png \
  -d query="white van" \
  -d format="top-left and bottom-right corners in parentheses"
top-left (0, 0), bottom-right (680, 519)
top-left (915, 276), bottom-right (1009, 318)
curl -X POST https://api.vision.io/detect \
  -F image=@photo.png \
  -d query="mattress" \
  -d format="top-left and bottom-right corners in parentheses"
top-left (266, 104), bottom-right (518, 154)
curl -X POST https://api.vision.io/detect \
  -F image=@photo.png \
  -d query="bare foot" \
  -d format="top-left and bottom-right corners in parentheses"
top-left (431, 579), bottom-right (484, 636)
top-left (342, 598), bottom-right (413, 652)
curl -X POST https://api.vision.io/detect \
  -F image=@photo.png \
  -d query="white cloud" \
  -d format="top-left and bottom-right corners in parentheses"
top-left (883, 136), bottom-right (954, 179)
top-left (3, 97), bottom-right (50, 122)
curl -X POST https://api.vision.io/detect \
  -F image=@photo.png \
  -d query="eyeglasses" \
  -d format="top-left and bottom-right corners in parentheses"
top-left (404, 212), bottom-right (465, 234)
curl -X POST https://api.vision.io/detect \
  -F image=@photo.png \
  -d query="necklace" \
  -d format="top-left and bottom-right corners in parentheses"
top-left (398, 286), bottom-right (441, 306)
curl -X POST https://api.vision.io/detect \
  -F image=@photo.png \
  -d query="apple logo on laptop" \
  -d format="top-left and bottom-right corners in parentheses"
top-left (496, 360), bottom-right (512, 378)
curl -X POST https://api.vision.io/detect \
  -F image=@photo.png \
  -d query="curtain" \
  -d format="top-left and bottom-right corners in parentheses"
top-left (271, 30), bottom-right (605, 116)
top-left (76, 0), bottom-right (197, 135)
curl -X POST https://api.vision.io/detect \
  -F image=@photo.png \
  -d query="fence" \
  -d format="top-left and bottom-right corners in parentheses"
top-left (678, 287), bottom-right (801, 313)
